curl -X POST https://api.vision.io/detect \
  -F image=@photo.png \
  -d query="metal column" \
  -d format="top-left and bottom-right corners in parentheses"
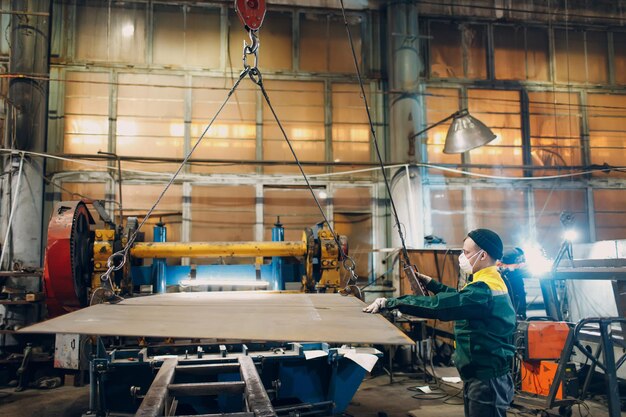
top-left (388, 2), bottom-right (424, 248)
top-left (2, 0), bottom-right (52, 269)
top-left (388, 1), bottom-right (422, 164)
top-left (152, 223), bottom-right (168, 294)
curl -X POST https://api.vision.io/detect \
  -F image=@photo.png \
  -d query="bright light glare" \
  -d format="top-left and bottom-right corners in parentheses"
top-left (318, 191), bottom-right (328, 200)
top-left (121, 23), bottom-right (135, 38)
top-left (563, 229), bottom-right (578, 242)
top-left (179, 279), bottom-right (269, 288)
top-left (520, 241), bottom-right (552, 277)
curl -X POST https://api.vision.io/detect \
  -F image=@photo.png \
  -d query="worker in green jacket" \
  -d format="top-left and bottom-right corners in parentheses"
top-left (364, 229), bottom-right (516, 417)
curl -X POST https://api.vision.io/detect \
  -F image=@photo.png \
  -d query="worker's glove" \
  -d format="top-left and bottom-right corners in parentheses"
top-left (417, 272), bottom-right (433, 284)
top-left (363, 297), bottom-right (387, 314)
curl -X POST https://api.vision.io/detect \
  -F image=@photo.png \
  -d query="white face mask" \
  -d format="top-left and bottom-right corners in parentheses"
top-left (459, 250), bottom-right (483, 274)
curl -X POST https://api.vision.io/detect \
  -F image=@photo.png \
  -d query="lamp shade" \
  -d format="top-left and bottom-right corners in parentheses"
top-left (443, 110), bottom-right (497, 154)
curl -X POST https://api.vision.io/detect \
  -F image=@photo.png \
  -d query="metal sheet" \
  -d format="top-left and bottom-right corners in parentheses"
top-left (19, 292), bottom-right (413, 345)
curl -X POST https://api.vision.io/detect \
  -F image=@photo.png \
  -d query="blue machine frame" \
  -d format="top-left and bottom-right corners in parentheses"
top-left (88, 340), bottom-right (377, 416)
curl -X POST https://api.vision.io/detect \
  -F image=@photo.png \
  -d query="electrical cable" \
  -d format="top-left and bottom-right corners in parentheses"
top-left (38, 172), bottom-right (120, 206)
top-left (8, 73), bottom-right (626, 116)
top-left (3, 148), bottom-right (624, 184)
top-left (0, 148), bottom-right (172, 177)
top-left (407, 384), bottom-right (449, 401)
top-left (292, 162), bottom-right (626, 181)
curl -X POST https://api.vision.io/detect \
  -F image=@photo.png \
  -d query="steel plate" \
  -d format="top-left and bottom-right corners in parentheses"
top-left (20, 292), bottom-right (413, 345)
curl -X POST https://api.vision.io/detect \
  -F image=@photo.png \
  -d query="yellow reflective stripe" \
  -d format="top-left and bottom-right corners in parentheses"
top-left (466, 266), bottom-right (508, 292)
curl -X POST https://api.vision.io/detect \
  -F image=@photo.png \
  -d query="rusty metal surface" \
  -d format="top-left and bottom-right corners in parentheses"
top-left (20, 292), bottom-right (413, 345)
top-left (239, 355), bottom-right (275, 417)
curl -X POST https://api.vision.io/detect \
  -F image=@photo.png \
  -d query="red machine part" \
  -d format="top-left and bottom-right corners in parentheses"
top-left (521, 361), bottom-right (563, 399)
top-left (235, 0), bottom-right (266, 31)
top-left (43, 201), bottom-right (94, 317)
top-left (526, 321), bottom-right (570, 360)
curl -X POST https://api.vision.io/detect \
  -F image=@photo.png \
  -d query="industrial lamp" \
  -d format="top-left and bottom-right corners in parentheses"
top-left (410, 109), bottom-right (497, 154)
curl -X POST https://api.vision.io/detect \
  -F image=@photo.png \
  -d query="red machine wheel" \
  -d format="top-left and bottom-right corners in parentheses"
top-left (43, 201), bottom-right (94, 317)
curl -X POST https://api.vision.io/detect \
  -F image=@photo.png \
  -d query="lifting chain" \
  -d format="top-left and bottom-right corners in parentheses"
top-left (242, 29), bottom-right (262, 84)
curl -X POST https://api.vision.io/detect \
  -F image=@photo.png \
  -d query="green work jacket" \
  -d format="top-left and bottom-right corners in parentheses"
top-left (386, 266), bottom-right (516, 381)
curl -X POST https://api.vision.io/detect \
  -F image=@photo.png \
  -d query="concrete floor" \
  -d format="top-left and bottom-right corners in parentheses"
top-left (0, 385), bottom-right (89, 417)
top-left (348, 375), bottom-right (620, 417)
top-left (0, 374), bottom-right (620, 417)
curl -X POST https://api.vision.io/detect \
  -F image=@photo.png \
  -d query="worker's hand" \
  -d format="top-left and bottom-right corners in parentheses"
top-left (363, 297), bottom-right (387, 314)
top-left (417, 272), bottom-right (433, 284)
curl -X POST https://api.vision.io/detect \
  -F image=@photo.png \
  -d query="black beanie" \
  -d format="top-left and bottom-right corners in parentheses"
top-left (467, 229), bottom-right (503, 261)
top-left (502, 247), bottom-right (525, 264)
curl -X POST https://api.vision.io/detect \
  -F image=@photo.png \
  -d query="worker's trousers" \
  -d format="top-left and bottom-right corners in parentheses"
top-left (463, 373), bottom-right (513, 417)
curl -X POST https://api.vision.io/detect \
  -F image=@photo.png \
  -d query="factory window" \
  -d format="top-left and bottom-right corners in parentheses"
top-left (333, 187), bottom-right (373, 279)
top-left (191, 185), bottom-right (255, 266)
top-left (59, 182), bottom-right (106, 202)
top-left (63, 71), bottom-right (109, 171)
top-left (593, 189), bottom-right (626, 241)
top-left (429, 22), bottom-right (486, 79)
top-left (613, 32), bottom-right (626, 85)
top-left (122, 183), bottom-right (182, 265)
top-left (229, 10), bottom-right (292, 72)
top-left (153, 4), bottom-right (221, 69)
top-left (190, 76), bottom-right (257, 174)
top-left (493, 26), bottom-right (549, 81)
top-left (331, 83), bottom-right (370, 166)
top-left (472, 188), bottom-right (529, 245)
top-left (534, 189), bottom-right (589, 256)
top-left (75, 0), bottom-right (146, 64)
top-left (429, 188), bottom-right (465, 246)
top-left (262, 80), bottom-right (325, 174)
top-left (587, 93), bottom-right (626, 176)
top-left (554, 29), bottom-right (608, 84)
top-left (586, 31), bottom-right (610, 83)
top-left (528, 91), bottom-right (582, 173)
top-left (467, 89), bottom-right (523, 175)
top-left (116, 73), bottom-right (185, 172)
top-left (299, 13), bottom-right (362, 73)
top-left (263, 187), bottom-right (328, 241)
top-left (0, 8), bottom-right (8, 56)
top-left (424, 87), bottom-right (462, 170)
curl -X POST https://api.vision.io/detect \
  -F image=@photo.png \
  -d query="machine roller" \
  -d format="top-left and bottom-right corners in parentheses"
top-left (43, 199), bottom-right (349, 317)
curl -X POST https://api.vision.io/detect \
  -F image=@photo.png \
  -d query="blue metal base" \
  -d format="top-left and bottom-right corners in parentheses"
top-left (93, 342), bottom-right (377, 416)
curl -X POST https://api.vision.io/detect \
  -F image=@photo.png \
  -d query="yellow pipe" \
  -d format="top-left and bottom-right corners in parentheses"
top-left (130, 241), bottom-right (308, 259)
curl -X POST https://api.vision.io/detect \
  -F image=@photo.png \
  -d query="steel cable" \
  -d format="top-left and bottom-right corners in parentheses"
top-left (99, 68), bottom-right (250, 286)
top-left (339, 0), bottom-right (426, 295)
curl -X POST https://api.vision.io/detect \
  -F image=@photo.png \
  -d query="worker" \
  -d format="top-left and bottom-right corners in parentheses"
top-left (499, 247), bottom-right (528, 320)
top-left (364, 229), bottom-right (516, 417)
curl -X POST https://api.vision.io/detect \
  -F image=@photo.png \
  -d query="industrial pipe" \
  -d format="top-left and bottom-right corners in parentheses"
top-left (130, 241), bottom-right (307, 259)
